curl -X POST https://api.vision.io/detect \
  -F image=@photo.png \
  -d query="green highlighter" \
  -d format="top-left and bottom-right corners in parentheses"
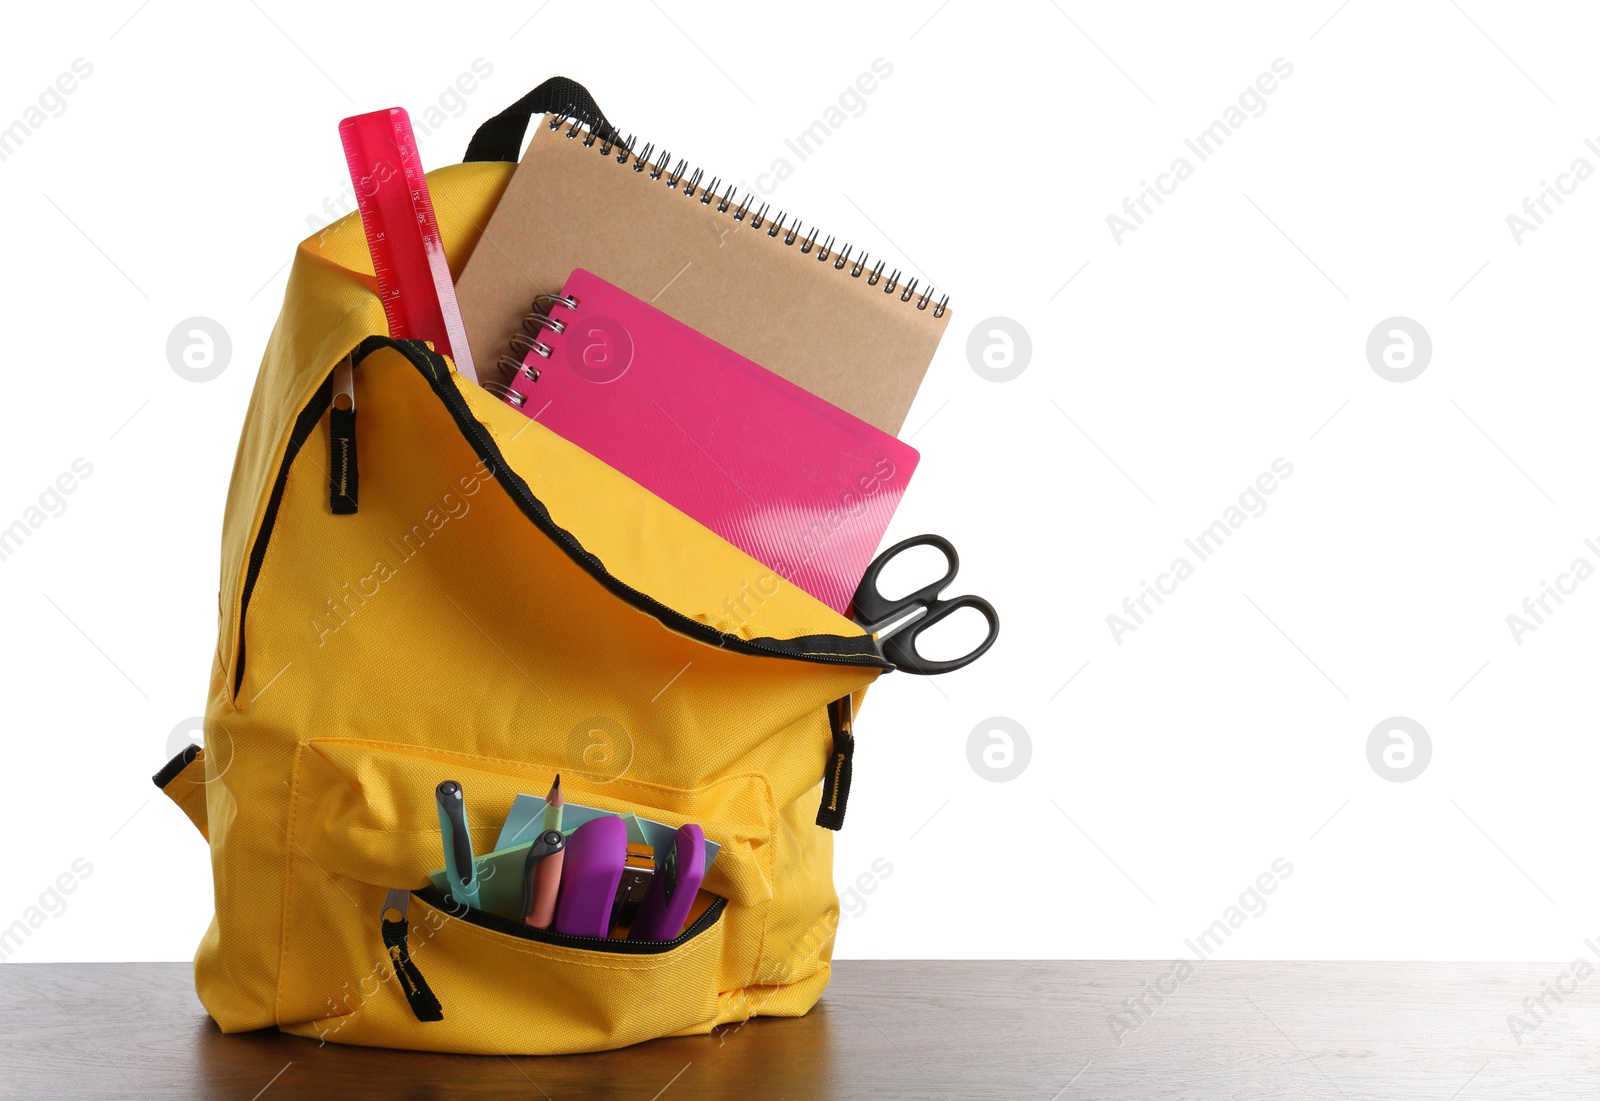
top-left (435, 780), bottom-right (481, 910)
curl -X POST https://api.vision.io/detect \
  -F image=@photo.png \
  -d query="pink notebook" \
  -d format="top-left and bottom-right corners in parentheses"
top-left (498, 269), bottom-right (918, 615)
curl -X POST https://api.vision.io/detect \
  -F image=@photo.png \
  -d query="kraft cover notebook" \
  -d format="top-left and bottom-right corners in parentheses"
top-left (497, 268), bottom-right (918, 616)
top-left (455, 114), bottom-right (950, 437)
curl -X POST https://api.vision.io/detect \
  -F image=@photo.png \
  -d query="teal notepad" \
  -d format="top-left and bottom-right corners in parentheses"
top-left (427, 837), bottom-right (542, 921)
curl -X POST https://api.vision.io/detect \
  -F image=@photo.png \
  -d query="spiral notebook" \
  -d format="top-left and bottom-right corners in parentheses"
top-left (494, 268), bottom-right (918, 615)
top-left (455, 115), bottom-right (951, 437)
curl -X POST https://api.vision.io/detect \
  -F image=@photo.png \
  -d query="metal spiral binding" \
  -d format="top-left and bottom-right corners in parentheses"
top-left (497, 292), bottom-right (581, 385)
top-left (572, 114), bottom-right (945, 308)
top-left (482, 380), bottom-right (526, 407)
top-left (496, 116), bottom-right (949, 396)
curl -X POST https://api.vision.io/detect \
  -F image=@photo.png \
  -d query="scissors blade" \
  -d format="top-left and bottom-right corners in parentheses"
top-left (861, 603), bottom-right (928, 642)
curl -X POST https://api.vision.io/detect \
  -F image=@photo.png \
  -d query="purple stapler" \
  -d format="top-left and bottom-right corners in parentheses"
top-left (552, 816), bottom-right (627, 938)
top-left (629, 823), bottom-right (706, 942)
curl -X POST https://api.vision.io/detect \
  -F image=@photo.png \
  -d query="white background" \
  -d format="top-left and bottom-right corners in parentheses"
top-left (3, 0), bottom-right (1597, 965)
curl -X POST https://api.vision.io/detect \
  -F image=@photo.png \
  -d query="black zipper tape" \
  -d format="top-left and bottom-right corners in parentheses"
top-left (233, 376), bottom-right (332, 698)
top-left (232, 340), bottom-right (888, 698)
top-left (414, 886), bottom-right (726, 954)
top-left (815, 695), bottom-right (855, 830)
top-left (384, 889), bottom-right (725, 1023)
top-left (381, 905), bottom-right (444, 1022)
top-left (350, 336), bottom-right (889, 670)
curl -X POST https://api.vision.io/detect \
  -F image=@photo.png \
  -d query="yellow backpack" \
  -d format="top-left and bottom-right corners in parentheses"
top-left (155, 91), bottom-right (894, 1053)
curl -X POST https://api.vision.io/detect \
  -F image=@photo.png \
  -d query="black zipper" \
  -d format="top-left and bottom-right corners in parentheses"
top-left (233, 376), bottom-right (333, 697)
top-left (355, 337), bottom-right (889, 669)
top-left (414, 886), bottom-right (726, 953)
top-left (231, 336), bottom-right (888, 698)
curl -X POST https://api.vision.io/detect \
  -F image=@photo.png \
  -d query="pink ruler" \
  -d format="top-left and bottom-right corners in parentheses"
top-left (339, 107), bottom-right (477, 382)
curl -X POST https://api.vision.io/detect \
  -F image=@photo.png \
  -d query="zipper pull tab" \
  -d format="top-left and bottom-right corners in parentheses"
top-left (329, 354), bottom-right (358, 514)
top-left (816, 695), bottom-right (855, 831)
top-left (380, 889), bottom-right (443, 1022)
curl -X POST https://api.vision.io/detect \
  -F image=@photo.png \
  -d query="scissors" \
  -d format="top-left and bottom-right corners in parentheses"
top-left (852, 534), bottom-right (999, 675)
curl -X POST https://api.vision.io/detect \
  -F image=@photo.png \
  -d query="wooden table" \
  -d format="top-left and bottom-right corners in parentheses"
top-left (2, 962), bottom-right (1594, 1099)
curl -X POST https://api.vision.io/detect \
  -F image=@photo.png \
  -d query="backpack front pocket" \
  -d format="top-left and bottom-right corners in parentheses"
top-left (299, 887), bottom-right (729, 1054)
top-left (274, 737), bottom-right (773, 1054)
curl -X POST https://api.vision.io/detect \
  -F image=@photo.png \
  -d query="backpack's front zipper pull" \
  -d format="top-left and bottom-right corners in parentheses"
top-left (815, 695), bottom-right (855, 830)
top-left (380, 889), bottom-right (442, 1022)
top-left (329, 354), bottom-right (359, 514)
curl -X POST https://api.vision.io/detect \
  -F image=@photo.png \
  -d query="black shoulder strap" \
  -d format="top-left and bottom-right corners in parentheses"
top-left (463, 76), bottom-right (621, 163)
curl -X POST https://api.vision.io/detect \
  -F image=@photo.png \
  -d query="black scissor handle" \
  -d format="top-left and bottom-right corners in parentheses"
top-left (852, 534), bottom-right (1000, 675)
top-left (853, 534), bottom-right (961, 625)
top-left (882, 593), bottom-right (1000, 675)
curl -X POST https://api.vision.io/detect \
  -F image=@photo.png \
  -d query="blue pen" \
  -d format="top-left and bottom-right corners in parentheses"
top-left (435, 780), bottom-right (481, 910)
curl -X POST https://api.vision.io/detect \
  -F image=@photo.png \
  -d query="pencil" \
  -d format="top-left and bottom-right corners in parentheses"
top-left (542, 773), bottom-right (563, 833)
